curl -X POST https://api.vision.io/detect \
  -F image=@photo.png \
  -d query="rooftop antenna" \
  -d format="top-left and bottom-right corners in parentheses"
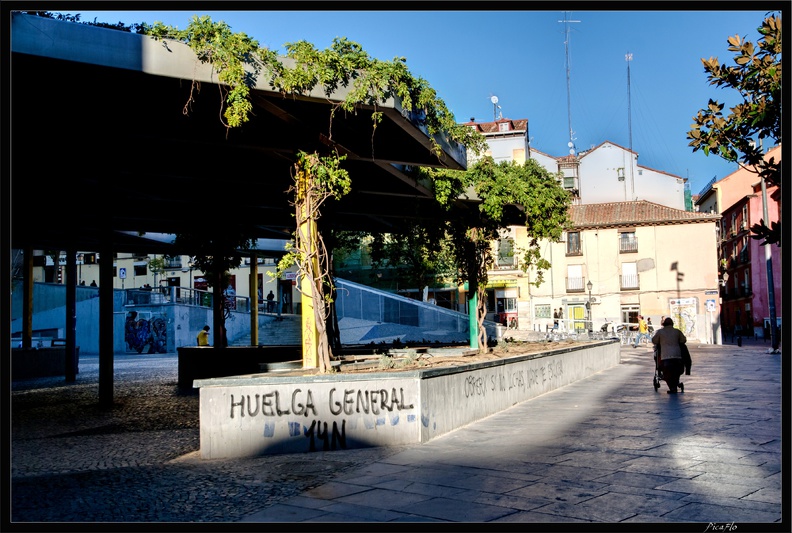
top-left (626, 52), bottom-right (635, 199)
top-left (559, 12), bottom-right (580, 155)
top-left (490, 95), bottom-right (501, 121)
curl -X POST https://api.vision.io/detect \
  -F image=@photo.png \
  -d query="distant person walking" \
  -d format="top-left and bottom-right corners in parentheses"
top-left (633, 315), bottom-right (650, 348)
top-left (197, 325), bottom-right (210, 346)
top-left (266, 290), bottom-right (275, 313)
top-left (90, 280), bottom-right (97, 287)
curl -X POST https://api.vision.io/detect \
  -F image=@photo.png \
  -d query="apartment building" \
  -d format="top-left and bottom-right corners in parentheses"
top-left (466, 117), bottom-right (722, 340)
top-left (491, 201), bottom-right (721, 341)
top-left (696, 144), bottom-right (782, 339)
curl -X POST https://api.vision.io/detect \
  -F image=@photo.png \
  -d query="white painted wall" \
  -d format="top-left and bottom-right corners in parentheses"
top-left (195, 342), bottom-right (621, 458)
top-left (576, 142), bottom-right (685, 209)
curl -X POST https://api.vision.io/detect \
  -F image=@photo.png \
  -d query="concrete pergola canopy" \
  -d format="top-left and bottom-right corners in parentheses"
top-left (11, 13), bottom-right (469, 253)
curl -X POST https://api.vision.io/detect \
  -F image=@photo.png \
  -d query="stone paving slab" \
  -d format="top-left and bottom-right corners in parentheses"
top-left (232, 343), bottom-right (783, 525)
top-left (10, 341), bottom-right (785, 527)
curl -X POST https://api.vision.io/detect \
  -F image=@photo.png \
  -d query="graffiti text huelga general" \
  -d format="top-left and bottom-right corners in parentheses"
top-left (329, 387), bottom-right (414, 415)
top-left (230, 387), bottom-right (414, 419)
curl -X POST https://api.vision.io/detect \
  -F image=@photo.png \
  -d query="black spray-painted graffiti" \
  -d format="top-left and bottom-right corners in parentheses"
top-left (229, 387), bottom-right (415, 418)
top-left (304, 419), bottom-right (346, 452)
top-left (125, 311), bottom-right (167, 354)
top-left (228, 387), bottom-right (415, 453)
top-left (464, 360), bottom-right (564, 398)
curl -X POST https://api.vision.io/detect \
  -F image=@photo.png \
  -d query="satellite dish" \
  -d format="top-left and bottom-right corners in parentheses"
top-left (490, 95), bottom-right (499, 104)
top-left (569, 148), bottom-right (576, 155)
top-left (567, 141), bottom-right (574, 148)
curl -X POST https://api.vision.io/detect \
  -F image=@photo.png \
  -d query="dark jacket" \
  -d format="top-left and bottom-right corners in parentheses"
top-left (652, 325), bottom-right (687, 360)
top-left (680, 343), bottom-right (692, 375)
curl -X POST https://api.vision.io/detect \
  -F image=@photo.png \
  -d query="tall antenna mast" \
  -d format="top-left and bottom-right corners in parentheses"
top-left (490, 95), bottom-right (500, 121)
top-left (559, 12), bottom-right (580, 155)
top-left (626, 52), bottom-right (635, 199)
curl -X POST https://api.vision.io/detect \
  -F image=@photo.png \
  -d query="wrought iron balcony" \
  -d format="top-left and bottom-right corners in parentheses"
top-left (620, 274), bottom-right (639, 290)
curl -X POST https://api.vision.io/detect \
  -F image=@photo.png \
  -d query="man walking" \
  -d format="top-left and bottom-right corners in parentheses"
top-left (633, 315), bottom-right (650, 348)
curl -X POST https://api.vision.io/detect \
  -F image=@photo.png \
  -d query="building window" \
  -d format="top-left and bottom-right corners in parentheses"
top-left (563, 176), bottom-right (576, 189)
top-left (566, 265), bottom-right (584, 292)
top-left (619, 231), bottom-right (638, 253)
top-left (535, 304), bottom-right (551, 319)
top-left (566, 232), bottom-right (581, 255)
top-left (165, 257), bottom-right (183, 269)
top-left (498, 122), bottom-right (509, 132)
top-left (497, 238), bottom-right (515, 268)
top-left (621, 262), bottom-right (639, 290)
top-left (133, 265), bottom-right (147, 276)
top-left (621, 304), bottom-right (639, 325)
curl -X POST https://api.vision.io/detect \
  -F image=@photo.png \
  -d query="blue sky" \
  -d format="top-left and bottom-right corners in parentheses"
top-left (71, 7), bottom-right (776, 196)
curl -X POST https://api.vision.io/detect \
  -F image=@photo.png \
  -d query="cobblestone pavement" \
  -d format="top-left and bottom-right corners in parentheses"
top-left (9, 338), bottom-right (785, 528)
top-left (10, 353), bottom-right (409, 524)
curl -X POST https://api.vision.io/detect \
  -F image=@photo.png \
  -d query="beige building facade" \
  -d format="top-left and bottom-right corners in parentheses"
top-left (489, 201), bottom-right (722, 343)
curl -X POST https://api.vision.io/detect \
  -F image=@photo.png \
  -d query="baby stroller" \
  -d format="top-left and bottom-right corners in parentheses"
top-left (653, 344), bottom-right (687, 393)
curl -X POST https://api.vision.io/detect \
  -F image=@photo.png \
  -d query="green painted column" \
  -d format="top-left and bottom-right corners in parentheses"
top-left (468, 284), bottom-right (478, 349)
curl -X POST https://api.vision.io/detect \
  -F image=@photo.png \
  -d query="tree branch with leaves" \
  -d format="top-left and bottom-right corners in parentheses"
top-left (688, 12), bottom-right (781, 246)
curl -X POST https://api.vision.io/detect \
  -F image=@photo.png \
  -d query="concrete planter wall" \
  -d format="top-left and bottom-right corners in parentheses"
top-left (177, 346), bottom-right (302, 389)
top-left (12, 347), bottom-right (79, 380)
top-left (193, 340), bottom-right (620, 459)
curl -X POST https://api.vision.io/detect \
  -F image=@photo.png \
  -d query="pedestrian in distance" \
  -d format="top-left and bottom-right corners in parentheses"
top-left (266, 290), bottom-right (275, 313)
top-left (197, 325), bottom-right (210, 346)
top-left (633, 315), bottom-right (651, 348)
top-left (652, 317), bottom-right (687, 393)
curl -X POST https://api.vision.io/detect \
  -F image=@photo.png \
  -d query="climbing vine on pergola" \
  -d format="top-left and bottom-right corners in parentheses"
top-left (143, 15), bottom-right (486, 370)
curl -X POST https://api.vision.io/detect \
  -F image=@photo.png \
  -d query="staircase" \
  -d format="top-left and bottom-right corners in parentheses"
top-left (230, 314), bottom-right (302, 346)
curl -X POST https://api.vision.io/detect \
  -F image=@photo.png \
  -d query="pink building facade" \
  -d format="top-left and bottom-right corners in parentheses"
top-left (749, 181), bottom-right (782, 338)
top-left (709, 145), bottom-right (782, 340)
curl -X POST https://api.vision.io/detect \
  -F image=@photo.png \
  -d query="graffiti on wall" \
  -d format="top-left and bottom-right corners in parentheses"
top-left (228, 386), bottom-right (415, 452)
top-left (125, 311), bottom-right (167, 354)
top-left (463, 359), bottom-right (564, 399)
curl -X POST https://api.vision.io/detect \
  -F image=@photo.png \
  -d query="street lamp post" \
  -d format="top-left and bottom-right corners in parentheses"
top-left (587, 280), bottom-right (593, 333)
top-left (182, 258), bottom-right (195, 305)
top-left (188, 258), bottom-right (195, 305)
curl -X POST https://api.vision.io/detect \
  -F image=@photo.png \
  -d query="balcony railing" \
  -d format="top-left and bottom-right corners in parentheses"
top-left (566, 276), bottom-right (585, 292)
top-left (619, 239), bottom-right (638, 253)
top-left (620, 274), bottom-right (639, 290)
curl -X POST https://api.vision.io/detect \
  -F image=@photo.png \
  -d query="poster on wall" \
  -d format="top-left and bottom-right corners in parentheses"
top-left (669, 297), bottom-right (698, 339)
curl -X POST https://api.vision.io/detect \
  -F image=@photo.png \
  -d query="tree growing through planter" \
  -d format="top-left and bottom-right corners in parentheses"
top-left (426, 157), bottom-right (573, 351)
top-left (139, 15), bottom-right (485, 370)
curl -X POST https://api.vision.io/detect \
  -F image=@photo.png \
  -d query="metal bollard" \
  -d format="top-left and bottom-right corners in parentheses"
top-left (737, 336), bottom-right (742, 347)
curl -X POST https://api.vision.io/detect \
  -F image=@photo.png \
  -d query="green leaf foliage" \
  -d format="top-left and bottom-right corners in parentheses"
top-left (688, 12), bottom-right (781, 246)
top-left (138, 17), bottom-right (486, 156)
